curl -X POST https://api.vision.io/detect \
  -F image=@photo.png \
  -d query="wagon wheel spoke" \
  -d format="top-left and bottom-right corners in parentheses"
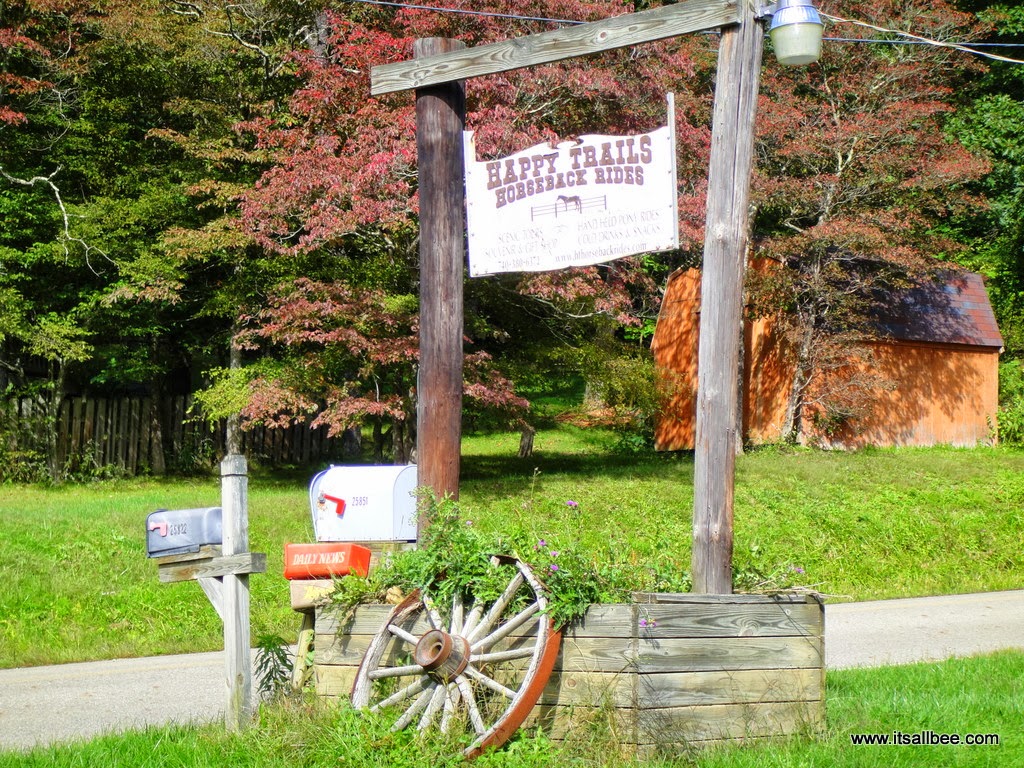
top-left (471, 601), bottom-right (540, 652)
top-left (351, 560), bottom-right (563, 759)
top-left (456, 675), bottom-right (487, 735)
top-left (463, 664), bottom-right (516, 699)
top-left (451, 594), bottom-right (465, 634)
top-left (467, 571), bottom-right (524, 643)
top-left (393, 684), bottom-right (437, 731)
top-left (440, 682), bottom-right (460, 734)
top-left (368, 663), bottom-right (422, 680)
top-left (471, 647), bottom-right (535, 664)
top-left (372, 676), bottom-right (432, 712)
top-left (388, 624), bottom-right (420, 647)
top-left (417, 682), bottom-right (449, 732)
top-left (460, 602), bottom-right (484, 639)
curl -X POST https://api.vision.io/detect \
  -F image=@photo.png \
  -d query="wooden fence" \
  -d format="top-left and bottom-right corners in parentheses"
top-left (4, 394), bottom-right (350, 476)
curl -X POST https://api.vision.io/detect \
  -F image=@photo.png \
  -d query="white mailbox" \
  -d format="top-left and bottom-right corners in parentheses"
top-left (308, 465), bottom-right (418, 542)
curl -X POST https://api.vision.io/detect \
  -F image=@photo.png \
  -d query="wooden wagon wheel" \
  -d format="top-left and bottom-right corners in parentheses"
top-left (351, 557), bottom-right (561, 759)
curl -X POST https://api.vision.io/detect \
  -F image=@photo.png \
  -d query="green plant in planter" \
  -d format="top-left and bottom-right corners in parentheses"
top-left (330, 499), bottom-right (630, 629)
top-left (330, 499), bottom-right (812, 626)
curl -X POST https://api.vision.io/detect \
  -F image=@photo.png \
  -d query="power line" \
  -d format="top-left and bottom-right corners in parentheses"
top-left (821, 11), bottom-right (1024, 65)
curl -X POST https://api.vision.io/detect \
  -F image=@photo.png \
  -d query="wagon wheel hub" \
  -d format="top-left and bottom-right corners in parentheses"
top-left (414, 628), bottom-right (471, 680)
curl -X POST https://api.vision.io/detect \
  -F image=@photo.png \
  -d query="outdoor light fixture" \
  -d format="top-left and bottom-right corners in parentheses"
top-left (767, 0), bottom-right (824, 66)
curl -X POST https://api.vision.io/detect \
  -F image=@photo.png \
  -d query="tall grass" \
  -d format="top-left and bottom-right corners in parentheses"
top-left (2, 652), bottom-right (1020, 766)
top-left (1, 428), bottom-right (1023, 668)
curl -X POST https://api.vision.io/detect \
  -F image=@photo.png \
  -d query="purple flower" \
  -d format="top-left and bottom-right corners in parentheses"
top-left (465, 520), bottom-right (473, 527)
top-left (793, 566), bottom-right (805, 574)
top-left (566, 500), bottom-right (579, 508)
top-left (549, 564), bottom-right (559, 572)
top-left (549, 550), bottom-right (559, 558)
top-left (639, 618), bottom-right (647, 628)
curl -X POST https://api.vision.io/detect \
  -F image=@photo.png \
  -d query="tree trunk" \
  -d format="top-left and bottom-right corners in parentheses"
top-left (373, 420), bottom-right (385, 463)
top-left (781, 326), bottom-right (815, 444)
top-left (226, 336), bottom-right (243, 456)
top-left (46, 360), bottom-right (66, 483)
top-left (518, 424), bottom-right (535, 458)
top-left (148, 391), bottom-right (167, 476)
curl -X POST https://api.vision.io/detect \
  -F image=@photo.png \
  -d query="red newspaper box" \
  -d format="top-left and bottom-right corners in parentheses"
top-left (283, 542), bottom-right (372, 580)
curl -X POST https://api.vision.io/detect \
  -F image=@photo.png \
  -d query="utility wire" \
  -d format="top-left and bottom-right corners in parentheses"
top-left (820, 12), bottom-right (1024, 65)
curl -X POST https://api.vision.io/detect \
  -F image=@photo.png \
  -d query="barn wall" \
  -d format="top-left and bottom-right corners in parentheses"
top-left (812, 341), bottom-right (999, 449)
top-left (651, 269), bottom-right (700, 451)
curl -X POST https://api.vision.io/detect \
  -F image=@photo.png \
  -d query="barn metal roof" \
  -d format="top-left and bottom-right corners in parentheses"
top-left (873, 272), bottom-right (1003, 349)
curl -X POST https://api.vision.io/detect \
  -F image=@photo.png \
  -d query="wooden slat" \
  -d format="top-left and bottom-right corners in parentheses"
top-left (316, 598), bottom-right (821, 639)
top-left (94, 399), bottom-right (108, 465)
top-left (316, 664), bottom-right (358, 698)
top-left (83, 396), bottom-right (96, 447)
top-left (316, 630), bottom-right (821, 676)
top-left (525, 699), bottom-right (824, 744)
top-left (57, 397), bottom-right (71, 469)
top-left (153, 545), bottom-right (223, 564)
top-left (536, 667), bottom-right (822, 709)
top-left (116, 397), bottom-right (129, 468)
top-left (635, 700), bottom-right (825, 743)
top-left (70, 396), bottom-right (83, 459)
top-left (370, 0), bottom-right (739, 95)
top-left (157, 552), bottom-right (267, 583)
top-left (637, 636), bottom-right (821, 674)
top-left (636, 592), bottom-right (820, 605)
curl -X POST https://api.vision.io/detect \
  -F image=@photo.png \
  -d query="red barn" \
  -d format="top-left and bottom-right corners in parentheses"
top-left (652, 268), bottom-right (1003, 450)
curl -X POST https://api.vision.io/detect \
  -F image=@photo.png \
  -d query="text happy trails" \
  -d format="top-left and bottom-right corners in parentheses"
top-left (485, 136), bottom-right (655, 209)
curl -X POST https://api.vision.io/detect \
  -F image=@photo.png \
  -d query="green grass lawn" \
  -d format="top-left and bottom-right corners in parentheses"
top-left (2, 652), bottom-right (1021, 767)
top-left (1, 427), bottom-right (1023, 668)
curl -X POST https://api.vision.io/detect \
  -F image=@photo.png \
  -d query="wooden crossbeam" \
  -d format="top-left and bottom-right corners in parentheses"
top-left (157, 552), bottom-right (267, 583)
top-left (370, 0), bottom-right (739, 95)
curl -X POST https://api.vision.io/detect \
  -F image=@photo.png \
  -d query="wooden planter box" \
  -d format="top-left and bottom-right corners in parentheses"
top-left (314, 592), bottom-right (824, 752)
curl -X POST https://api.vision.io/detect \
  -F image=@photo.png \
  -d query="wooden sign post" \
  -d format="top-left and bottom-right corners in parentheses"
top-left (414, 38), bottom-right (467, 526)
top-left (373, 0), bottom-right (752, 591)
top-left (691, 3), bottom-right (764, 594)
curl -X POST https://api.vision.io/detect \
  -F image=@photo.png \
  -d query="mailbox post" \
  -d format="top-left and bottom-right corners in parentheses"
top-left (220, 454), bottom-right (253, 731)
top-left (146, 454), bottom-right (265, 732)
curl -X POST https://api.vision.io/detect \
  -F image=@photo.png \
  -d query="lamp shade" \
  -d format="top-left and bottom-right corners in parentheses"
top-left (769, 0), bottom-right (823, 66)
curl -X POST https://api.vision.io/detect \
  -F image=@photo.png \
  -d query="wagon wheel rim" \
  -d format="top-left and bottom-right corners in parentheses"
top-left (351, 557), bottom-right (562, 759)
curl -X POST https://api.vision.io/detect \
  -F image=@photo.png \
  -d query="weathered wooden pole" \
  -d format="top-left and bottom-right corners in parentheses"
top-left (414, 37), bottom-right (466, 529)
top-left (220, 454), bottom-right (252, 729)
top-left (691, 4), bottom-right (764, 593)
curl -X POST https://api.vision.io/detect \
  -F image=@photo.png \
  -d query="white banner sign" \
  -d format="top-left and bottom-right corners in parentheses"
top-left (464, 111), bottom-right (678, 277)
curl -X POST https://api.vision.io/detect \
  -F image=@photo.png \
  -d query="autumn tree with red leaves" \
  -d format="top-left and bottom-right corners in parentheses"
top-left (223, 1), bottom-right (720, 447)
top-left (748, 0), bottom-right (991, 442)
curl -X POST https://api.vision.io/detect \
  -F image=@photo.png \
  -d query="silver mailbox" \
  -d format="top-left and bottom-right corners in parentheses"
top-left (146, 507), bottom-right (223, 558)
